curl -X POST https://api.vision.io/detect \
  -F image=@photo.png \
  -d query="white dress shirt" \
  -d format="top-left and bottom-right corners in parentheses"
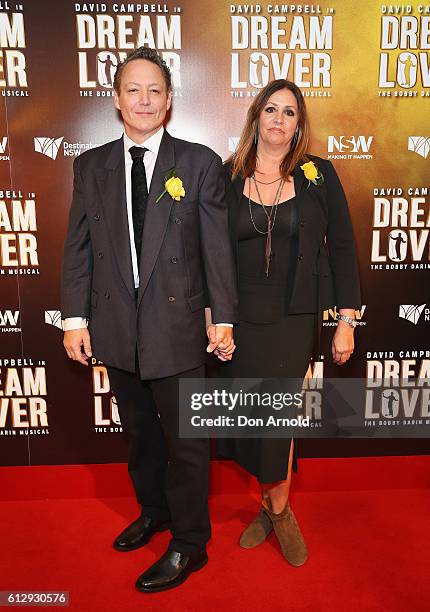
top-left (124, 127), bottom-right (164, 289)
top-left (62, 127), bottom-right (231, 330)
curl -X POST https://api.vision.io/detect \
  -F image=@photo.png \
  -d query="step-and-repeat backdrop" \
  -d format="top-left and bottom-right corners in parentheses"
top-left (1, 1), bottom-right (429, 465)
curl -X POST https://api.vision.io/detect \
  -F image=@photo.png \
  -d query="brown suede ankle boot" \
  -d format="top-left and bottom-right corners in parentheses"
top-left (262, 498), bottom-right (308, 566)
top-left (239, 507), bottom-right (273, 548)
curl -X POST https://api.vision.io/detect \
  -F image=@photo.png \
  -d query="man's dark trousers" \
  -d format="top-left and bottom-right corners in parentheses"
top-left (107, 362), bottom-right (209, 556)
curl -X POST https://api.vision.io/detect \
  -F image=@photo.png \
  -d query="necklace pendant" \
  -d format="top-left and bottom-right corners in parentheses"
top-left (265, 219), bottom-right (272, 277)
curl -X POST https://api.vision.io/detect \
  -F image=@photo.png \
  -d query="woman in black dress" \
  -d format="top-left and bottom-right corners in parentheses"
top-left (206, 79), bottom-right (361, 566)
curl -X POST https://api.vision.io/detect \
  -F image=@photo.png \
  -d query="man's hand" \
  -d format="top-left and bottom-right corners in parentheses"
top-left (331, 322), bottom-right (354, 365)
top-left (63, 329), bottom-right (93, 366)
top-left (206, 325), bottom-right (235, 361)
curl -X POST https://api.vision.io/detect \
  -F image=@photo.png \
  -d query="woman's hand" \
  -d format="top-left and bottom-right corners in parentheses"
top-left (206, 324), bottom-right (236, 361)
top-left (215, 338), bottom-right (236, 361)
top-left (331, 321), bottom-right (354, 365)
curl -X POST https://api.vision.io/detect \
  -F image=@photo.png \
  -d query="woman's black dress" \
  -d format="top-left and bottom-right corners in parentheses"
top-left (218, 194), bottom-right (317, 483)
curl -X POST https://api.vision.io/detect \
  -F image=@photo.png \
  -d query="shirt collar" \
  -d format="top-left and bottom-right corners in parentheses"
top-left (123, 126), bottom-right (164, 160)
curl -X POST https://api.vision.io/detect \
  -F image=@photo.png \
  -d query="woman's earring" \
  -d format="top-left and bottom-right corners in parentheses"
top-left (254, 128), bottom-right (258, 145)
top-left (291, 127), bottom-right (300, 149)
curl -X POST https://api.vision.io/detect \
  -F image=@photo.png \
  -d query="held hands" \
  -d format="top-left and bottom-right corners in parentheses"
top-left (63, 329), bottom-right (93, 366)
top-left (331, 320), bottom-right (354, 365)
top-left (206, 324), bottom-right (236, 362)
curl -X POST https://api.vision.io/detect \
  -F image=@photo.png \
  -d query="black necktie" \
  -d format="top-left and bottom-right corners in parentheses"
top-left (129, 146), bottom-right (149, 264)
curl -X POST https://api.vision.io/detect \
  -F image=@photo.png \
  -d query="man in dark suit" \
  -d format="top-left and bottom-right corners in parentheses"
top-left (61, 47), bottom-right (238, 593)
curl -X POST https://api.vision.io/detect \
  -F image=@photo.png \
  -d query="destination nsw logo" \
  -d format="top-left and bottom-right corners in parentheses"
top-left (34, 137), bottom-right (100, 160)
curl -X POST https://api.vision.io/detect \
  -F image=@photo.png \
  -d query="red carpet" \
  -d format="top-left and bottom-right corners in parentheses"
top-left (0, 457), bottom-right (429, 611)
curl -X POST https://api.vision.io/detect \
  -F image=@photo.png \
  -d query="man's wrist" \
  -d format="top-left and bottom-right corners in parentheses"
top-left (62, 317), bottom-right (88, 331)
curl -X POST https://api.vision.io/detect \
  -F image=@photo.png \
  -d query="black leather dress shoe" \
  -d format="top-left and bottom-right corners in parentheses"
top-left (135, 549), bottom-right (208, 593)
top-left (113, 515), bottom-right (170, 552)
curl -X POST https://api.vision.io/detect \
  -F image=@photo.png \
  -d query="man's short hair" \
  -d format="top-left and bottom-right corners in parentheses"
top-left (113, 47), bottom-right (172, 93)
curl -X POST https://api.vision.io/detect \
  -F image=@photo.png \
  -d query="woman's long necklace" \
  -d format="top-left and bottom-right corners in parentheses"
top-left (253, 175), bottom-right (283, 185)
top-left (248, 174), bottom-right (285, 277)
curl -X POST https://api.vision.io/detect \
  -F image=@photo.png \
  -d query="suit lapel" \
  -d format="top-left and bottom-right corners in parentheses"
top-left (293, 162), bottom-right (305, 200)
top-left (95, 137), bottom-right (135, 297)
top-left (230, 172), bottom-right (244, 242)
top-left (137, 131), bottom-right (176, 302)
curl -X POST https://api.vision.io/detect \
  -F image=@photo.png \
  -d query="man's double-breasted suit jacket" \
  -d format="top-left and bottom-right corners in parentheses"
top-left (61, 131), bottom-right (239, 379)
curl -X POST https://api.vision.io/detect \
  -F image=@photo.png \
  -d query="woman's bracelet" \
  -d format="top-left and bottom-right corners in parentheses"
top-left (337, 314), bottom-right (357, 328)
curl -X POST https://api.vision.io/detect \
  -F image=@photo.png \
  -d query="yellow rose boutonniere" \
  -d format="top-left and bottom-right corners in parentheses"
top-left (300, 160), bottom-right (324, 187)
top-left (156, 170), bottom-right (185, 203)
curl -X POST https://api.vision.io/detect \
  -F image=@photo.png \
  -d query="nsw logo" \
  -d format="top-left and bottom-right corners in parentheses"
top-left (0, 136), bottom-right (9, 160)
top-left (44, 310), bottom-right (62, 330)
top-left (0, 310), bottom-right (20, 331)
top-left (34, 137), bottom-right (64, 160)
top-left (398, 304), bottom-right (426, 325)
top-left (407, 137), bottom-right (430, 160)
top-left (328, 136), bottom-right (373, 155)
top-left (323, 306), bottom-right (367, 327)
